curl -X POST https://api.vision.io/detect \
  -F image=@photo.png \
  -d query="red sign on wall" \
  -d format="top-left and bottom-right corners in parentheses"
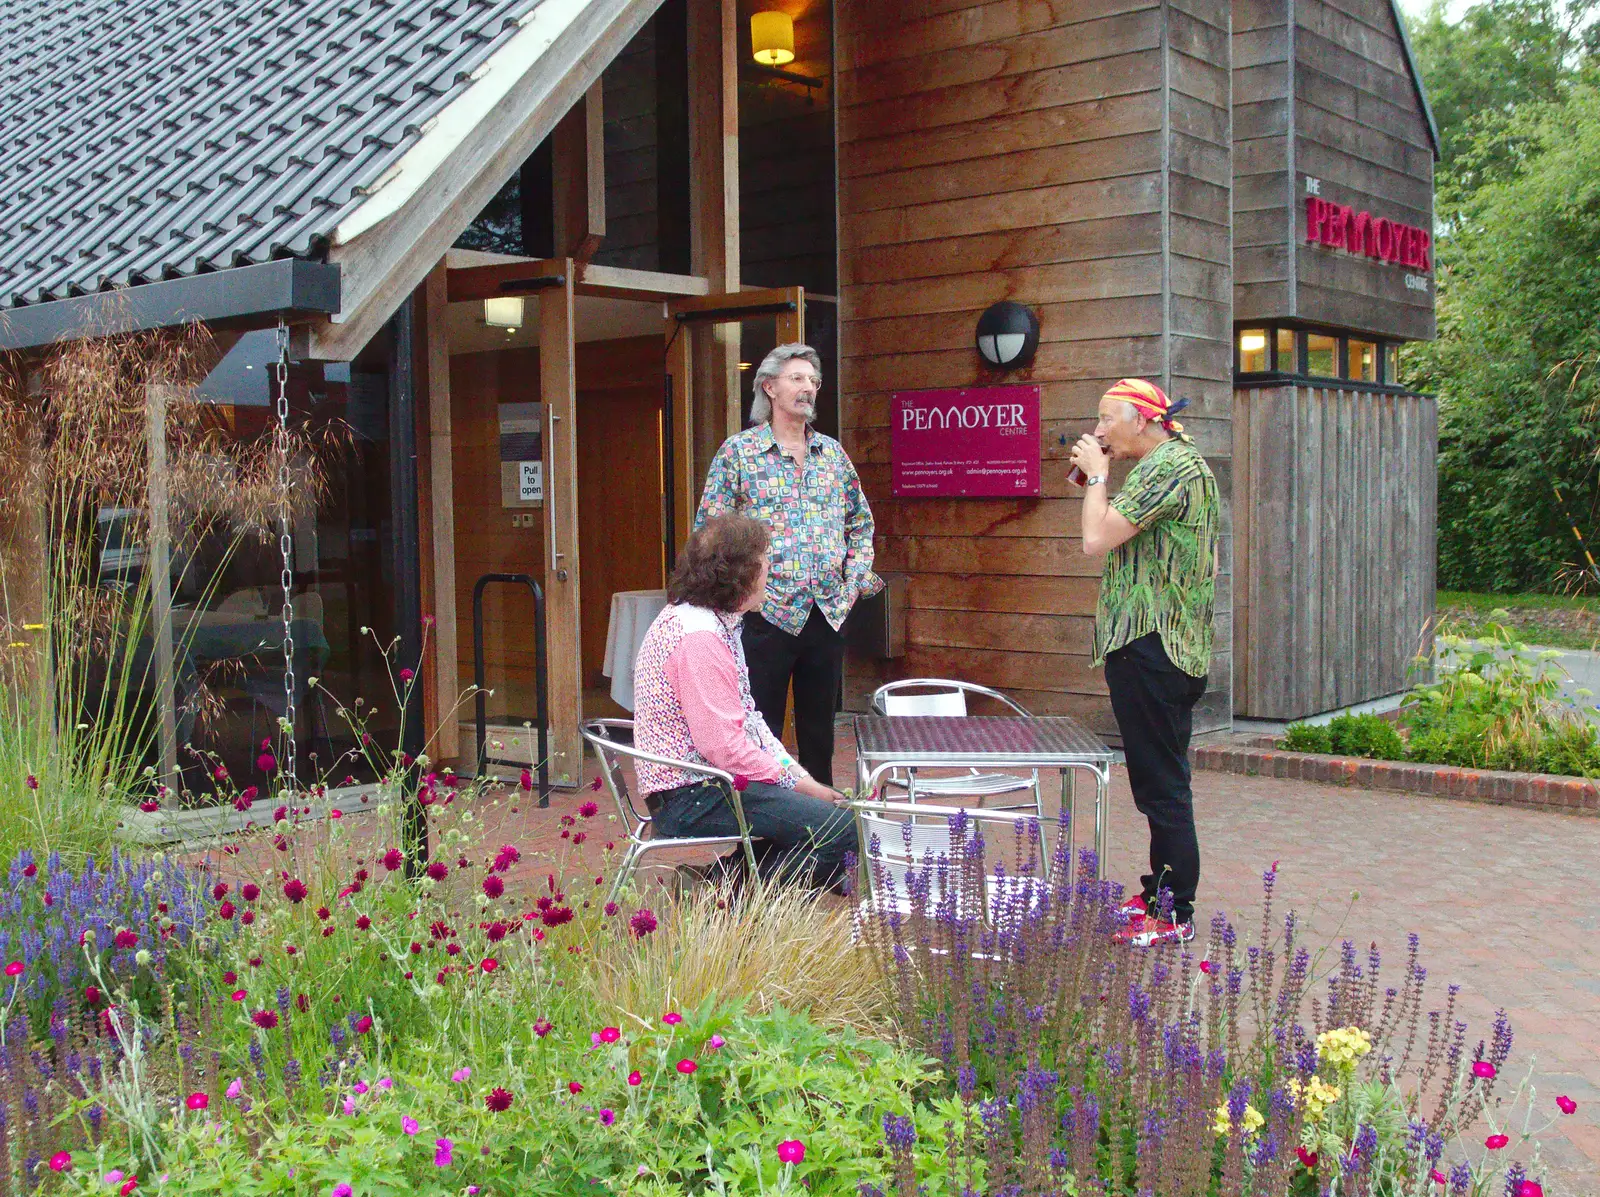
top-left (1306, 196), bottom-right (1431, 270)
top-left (891, 385), bottom-right (1041, 498)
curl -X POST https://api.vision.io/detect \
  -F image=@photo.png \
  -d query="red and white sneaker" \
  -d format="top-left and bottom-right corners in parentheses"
top-left (1113, 915), bottom-right (1195, 947)
top-left (1116, 893), bottom-right (1148, 918)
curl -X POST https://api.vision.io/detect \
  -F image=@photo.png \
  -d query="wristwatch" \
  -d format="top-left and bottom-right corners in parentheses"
top-left (1085, 474), bottom-right (1107, 487)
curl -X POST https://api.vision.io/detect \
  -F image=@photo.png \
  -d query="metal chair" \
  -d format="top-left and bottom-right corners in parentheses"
top-left (582, 718), bottom-right (760, 906)
top-left (869, 679), bottom-right (1043, 813)
top-left (851, 798), bottom-right (1051, 930)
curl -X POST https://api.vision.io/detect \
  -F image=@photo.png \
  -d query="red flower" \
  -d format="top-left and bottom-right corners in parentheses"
top-left (568, 1081), bottom-right (583, 1094)
top-left (4, 961), bottom-right (23, 978)
top-left (776, 1140), bottom-right (804, 1164)
top-left (233, 793), bottom-right (252, 812)
top-left (629, 908), bottom-right (657, 938)
top-left (84, 985), bottom-right (101, 1006)
top-left (24, 775), bottom-right (37, 789)
top-left (481, 958), bottom-right (498, 973)
top-left (732, 774), bottom-right (750, 791)
top-left (120, 1179), bottom-right (138, 1196)
top-left (114, 929), bottom-right (138, 950)
top-left (47, 1151), bottom-right (71, 1173)
top-left (399, 668), bottom-right (414, 683)
top-left (21, 863), bottom-right (36, 878)
top-left (482, 876), bottom-right (504, 899)
top-left (186, 1092), bottom-right (209, 1111)
top-left (212, 882), bottom-right (230, 900)
top-left (316, 906), bottom-right (331, 921)
top-left (519, 770), bottom-right (533, 792)
top-left (533, 1019), bottom-right (553, 1037)
top-left (1517, 1185), bottom-right (1544, 1197)
top-left (330, 809), bottom-right (343, 820)
top-left (588, 775), bottom-right (603, 792)
top-left (410, 942), bottom-right (423, 955)
top-left (572, 832), bottom-right (587, 845)
top-left (252, 1009), bottom-right (279, 1029)
top-left (356, 915), bottom-right (372, 931)
top-left (355, 1015), bottom-right (373, 1034)
top-left (241, 911), bottom-right (255, 925)
top-left (1472, 1060), bottom-right (1496, 1079)
top-left (217, 901), bottom-right (235, 920)
top-left (598, 1026), bottom-right (621, 1043)
top-left (282, 878), bottom-right (308, 903)
top-left (273, 805), bottom-right (288, 823)
top-left (446, 943), bottom-right (461, 957)
top-left (1557, 1095), bottom-right (1578, 1114)
top-left (661, 1012), bottom-right (682, 1026)
top-left (138, 800), bottom-right (159, 813)
top-left (1199, 960), bottom-right (1214, 974)
top-left (675, 1059), bottom-right (697, 1075)
top-left (297, 994), bottom-right (309, 1012)
top-left (1485, 1134), bottom-right (1509, 1150)
top-left (230, 988), bottom-right (248, 1002)
top-left (382, 849), bottom-right (404, 871)
top-left (425, 861), bottom-right (448, 881)
top-left (485, 1087), bottom-right (513, 1112)
top-left (322, 926), bottom-right (335, 937)
top-left (222, 971), bottom-right (237, 984)
top-left (258, 751), bottom-right (278, 774)
top-left (578, 801), bottom-right (599, 818)
top-left (541, 906), bottom-right (574, 927)
top-left (248, 955), bottom-right (262, 967)
top-left (241, 883), bottom-right (260, 901)
top-left (1296, 1146), bottom-right (1318, 1170)
top-left (627, 1070), bottom-right (642, 1086)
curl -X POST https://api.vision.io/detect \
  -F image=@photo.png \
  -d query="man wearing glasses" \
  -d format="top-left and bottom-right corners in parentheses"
top-left (695, 344), bottom-right (881, 786)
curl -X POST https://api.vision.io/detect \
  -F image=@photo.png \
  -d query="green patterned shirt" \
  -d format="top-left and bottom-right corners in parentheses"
top-left (1092, 438), bottom-right (1220, 677)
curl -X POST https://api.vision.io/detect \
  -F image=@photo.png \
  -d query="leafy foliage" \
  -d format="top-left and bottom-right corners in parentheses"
top-left (1280, 715), bottom-right (1405, 760)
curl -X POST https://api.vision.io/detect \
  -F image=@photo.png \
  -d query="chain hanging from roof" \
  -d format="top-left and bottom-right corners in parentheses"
top-left (272, 320), bottom-right (298, 803)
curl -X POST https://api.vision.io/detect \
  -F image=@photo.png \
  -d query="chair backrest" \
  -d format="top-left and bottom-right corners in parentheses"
top-left (872, 679), bottom-right (1031, 717)
top-left (581, 719), bottom-right (738, 837)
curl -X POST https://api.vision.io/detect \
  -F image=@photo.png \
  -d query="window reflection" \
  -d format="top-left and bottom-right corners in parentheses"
top-left (1238, 329), bottom-right (1268, 373)
top-left (1349, 339), bottom-right (1377, 382)
top-left (1306, 334), bottom-right (1338, 378)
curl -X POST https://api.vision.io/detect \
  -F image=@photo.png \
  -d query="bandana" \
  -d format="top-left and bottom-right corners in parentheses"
top-left (1103, 378), bottom-right (1192, 441)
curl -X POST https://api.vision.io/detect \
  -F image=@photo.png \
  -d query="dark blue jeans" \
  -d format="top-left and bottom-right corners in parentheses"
top-left (650, 779), bottom-right (858, 890)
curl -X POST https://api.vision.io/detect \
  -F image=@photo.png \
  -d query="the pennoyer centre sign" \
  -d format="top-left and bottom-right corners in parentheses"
top-left (891, 384), bottom-right (1041, 498)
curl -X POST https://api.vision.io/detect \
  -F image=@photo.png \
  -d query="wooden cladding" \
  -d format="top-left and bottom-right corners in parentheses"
top-left (837, 0), bottom-right (1234, 740)
top-left (1231, 383), bottom-right (1436, 719)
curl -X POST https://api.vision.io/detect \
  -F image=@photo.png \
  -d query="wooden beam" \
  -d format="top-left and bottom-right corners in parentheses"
top-left (539, 262), bottom-right (583, 788)
top-left (775, 287), bottom-right (805, 344)
top-left (552, 82), bottom-right (607, 265)
top-left (305, 0), bottom-right (661, 361)
top-left (421, 264), bottom-right (461, 760)
top-left (664, 316), bottom-right (696, 554)
top-left (670, 286), bottom-right (801, 319)
top-left (447, 259), bottom-right (710, 304)
top-left (145, 383), bottom-right (178, 792)
top-left (687, 0), bottom-right (741, 476)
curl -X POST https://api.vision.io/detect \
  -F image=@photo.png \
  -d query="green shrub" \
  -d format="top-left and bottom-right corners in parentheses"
top-left (1280, 722), bottom-right (1332, 753)
top-left (1327, 713), bottom-right (1407, 760)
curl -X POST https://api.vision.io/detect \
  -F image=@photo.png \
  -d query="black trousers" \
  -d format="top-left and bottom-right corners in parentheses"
top-left (1104, 631), bottom-right (1208, 925)
top-left (651, 779), bottom-right (858, 891)
top-left (742, 606), bottom-right (846, 785)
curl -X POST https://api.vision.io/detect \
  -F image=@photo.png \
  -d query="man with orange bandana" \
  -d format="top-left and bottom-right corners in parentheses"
top-left (1069, 378), bottom-right (1219, 946)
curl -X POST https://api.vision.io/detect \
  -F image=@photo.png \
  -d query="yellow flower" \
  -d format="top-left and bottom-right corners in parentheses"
top-left (1214, 1102), bottom-right (1266, 1137)
top-left (1286, 1075), bottom-right (1342, 1122)
top-left (1316, 1026), bottom-right (1373, 1069)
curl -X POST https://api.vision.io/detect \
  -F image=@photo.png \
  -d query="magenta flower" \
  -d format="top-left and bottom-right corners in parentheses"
top-left (1557, 1095), bottom-right (1577, 1114)
top-left (433, 1138), bottom-right (453, 1168)
top-left (332, 1186), bottom-right (353, 1197)
top-left (707, 1034), bottom-right (726, 1051)
top-left (777, 1139), bottom-right (805, 1164)
top-left (226, 1079), bottom-right (243, 1101)
top-left (4, 961), bottom-right (23, 978)
top-left (482, 875), bottom-right (504, 899)
top-left (342, 1095), bottom-right (357, 1116)
top-left (661, 1012), bottom-right (682, 1026)
top-left (578, 800), bottom-right (599, 818)
top-left (185, 1093), bottom-right (208, 1111)
top-left (451, 1067), bottom-right (472, 1082)
top-left (485, 1087), bottom-right (513, 1112)
top-left (1485, 1134), bottom-right (1509, 1150)
top-left (400, 668), bottom-right (414, 683)
top-left (252, 1010), bottom-right (279, 1030)
top-left (1472, 1061), bottom-right (1496, 1079)
top-left (354, 1015), bottom-right (373, 1035)
top-left (353, 1081), bottom-right (369, 1096)
top-left (401, 1115), bottom-right (419, 1135)
top-left (627, 1070), bottom-right (642, 1086)
top-left (599, 1108), bottom-right (615, 1126)
top-left (533, 1018), bottom-right (553, 1038)
top-left (48, 1152), bottom-right (71, 1173)
top-left (282, 878), bottom-right (307, 903)
top-left (568, 1081), bottom-right (583, 1094)
top-left (676, 1059), bottom-right (697, 1075)
top-left (598, 1026), bottom-right (621, 1043)
top-left (1517, 1184), bottom-right (1544, 1197)
top-left (382, 849), bottom-right (404, 871)
top-left (377, 1077), bottom-right (393, 1090)
top-left (425, 861), bottom-right (448, 882)
top-left (629, 908), bottom-right (657, 938)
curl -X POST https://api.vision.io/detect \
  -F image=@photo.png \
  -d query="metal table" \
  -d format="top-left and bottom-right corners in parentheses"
top-left (853, 714), bottom-right (1115, 878)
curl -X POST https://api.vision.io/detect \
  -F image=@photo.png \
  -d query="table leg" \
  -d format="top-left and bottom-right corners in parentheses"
top-left (1094, 763), bottom-right (1111, 881)
top-left (1060, 767), bottom-right (1075, 875)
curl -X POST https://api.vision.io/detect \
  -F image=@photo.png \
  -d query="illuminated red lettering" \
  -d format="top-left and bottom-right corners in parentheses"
top-left (1417, 231), bottom-right (1431, 271)
top-left (1305, 193), bottom-right (1431, 273)
top-left (1305, 197), bottom-right (1326, 243)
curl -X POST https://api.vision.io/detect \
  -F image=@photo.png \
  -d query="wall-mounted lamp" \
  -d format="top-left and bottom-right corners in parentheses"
top-left (751, 11), bottom-right (795, 66)
top-left (975, 301), bottom-right (1040, 369)
top-left (483, 295), bottom-right (524, 333)
top-left (1239, 331), bottom-right (1266, 353)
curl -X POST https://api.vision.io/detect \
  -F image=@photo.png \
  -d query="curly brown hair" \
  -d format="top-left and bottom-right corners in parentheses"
top-left (668, 513), bottom-right (770, 612)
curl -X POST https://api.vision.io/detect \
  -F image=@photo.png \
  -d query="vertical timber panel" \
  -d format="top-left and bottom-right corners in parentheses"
top-left (540, 265), bottom-right (582, 787)
top-left (421, 265), bottom-right (460, 760)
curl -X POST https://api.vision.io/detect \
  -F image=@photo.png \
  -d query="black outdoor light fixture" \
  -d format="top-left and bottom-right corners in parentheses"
top-left (975, 300), bottom-right (1040, 369)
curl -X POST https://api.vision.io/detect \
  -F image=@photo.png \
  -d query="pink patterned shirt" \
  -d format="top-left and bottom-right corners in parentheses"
top-left (632, 603), bottom-right (805, 798)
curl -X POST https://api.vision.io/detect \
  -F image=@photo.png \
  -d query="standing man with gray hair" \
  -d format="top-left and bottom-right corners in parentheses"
top-left (695, 343), bottom-right (881, 784)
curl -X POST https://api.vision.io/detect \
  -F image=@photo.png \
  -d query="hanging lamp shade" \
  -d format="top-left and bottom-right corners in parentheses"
top-left (751, 11), bottom-right (795, 66)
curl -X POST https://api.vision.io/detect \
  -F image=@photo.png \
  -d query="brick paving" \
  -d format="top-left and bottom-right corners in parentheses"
top-left (204, 726), bottom-right (1600, 1193)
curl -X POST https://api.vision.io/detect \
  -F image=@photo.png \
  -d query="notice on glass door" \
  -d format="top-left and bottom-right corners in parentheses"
top-left (890, 385), bottom-right (1041, 498)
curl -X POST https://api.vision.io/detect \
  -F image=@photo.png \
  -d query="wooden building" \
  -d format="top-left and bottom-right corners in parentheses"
top-left (0, 0), bottom-right (1438, 796)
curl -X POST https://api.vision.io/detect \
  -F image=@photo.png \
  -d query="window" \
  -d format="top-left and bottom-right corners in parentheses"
top-left (1276, 329), bottom-right (1297, 373)
top-left (1238, 329), bottom-right (1269, 373)
top-left (1306, 334), bottom-right (1338, 378)
top-left (1349, 339), bottom-right (1377, 382)
top-left (1384, 343), bottom-right (1401, 387)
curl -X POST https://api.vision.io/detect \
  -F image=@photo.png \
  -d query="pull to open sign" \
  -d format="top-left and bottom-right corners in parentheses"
top-left (518, 461), bottom-right (543, 502)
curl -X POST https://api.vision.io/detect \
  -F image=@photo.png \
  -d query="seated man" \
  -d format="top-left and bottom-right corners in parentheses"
top-left (632, 513), bottom-right (856, 890)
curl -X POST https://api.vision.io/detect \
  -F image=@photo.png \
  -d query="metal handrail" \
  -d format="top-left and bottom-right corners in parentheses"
top-left (472, 573), bottom-right (549, 808)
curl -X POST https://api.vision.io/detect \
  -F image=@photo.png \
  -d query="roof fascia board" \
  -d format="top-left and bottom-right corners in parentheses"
top-left (306, 0), bottom-right (664, 361)
top-left (1388, 0), bottom-right (1442, 160)
top-left (0, 260), bottom-right (340, 352)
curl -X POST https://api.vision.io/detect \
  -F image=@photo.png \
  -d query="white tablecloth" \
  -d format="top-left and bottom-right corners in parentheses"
top-left (602, 589), bottom-right (669, 711)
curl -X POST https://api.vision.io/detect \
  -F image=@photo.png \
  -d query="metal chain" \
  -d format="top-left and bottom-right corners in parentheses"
top-left (273, 321), bottom-right (298, 800)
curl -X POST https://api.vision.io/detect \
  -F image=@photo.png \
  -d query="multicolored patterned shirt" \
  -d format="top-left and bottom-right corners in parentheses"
top-left (695, 424), bottom-right (882, 635)
top-left (1092, 438), bottom-right (1220, 678)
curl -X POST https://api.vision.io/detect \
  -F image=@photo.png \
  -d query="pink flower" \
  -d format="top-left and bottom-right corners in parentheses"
top-left (482, 875), bottom-right (504, 899)
top-left (599, 1108), bottom-right (615, 1126)
top-left (282, 878), bottom-right (307, 903)
top-left (401, 1115), bottom-right (419, 1135)
top-left (568, 1081), bottom-right (583, 1094)
top-left (1431, 1170), bottom-right (1447, 1185)
top-left (1199, 960), bottom-right (1214, 974)
top-left (258, 750), bottom-right (278, 774)
top-left (481, 958), bottom-right (498, 974)
top-left (377, 1077), bottom-right (393, 1089)
top-left (627, 1070), bottom-right (642, 1086)
top-left (452, 1068), bottom-right (472, 1082)
top-left (1517, 1184), bottom-right (1544, 1197)
top-left (47, 1152), bottom-right (71, 1173)
top-left (104, 1173), bottom-right (124, 1185)
top-left (185, 1092), bottom-right (208, 1111)
top-left (533, 1018), bottom-right (553, 1037)
top-left (226, 1079), bottom-right (243, 1100)
top-left (354, 1015), bottom-right (373, 1034)
top-left (433, 1138), bottom-right (453, 1168)
top-left (578, 801), bottom-right (599, 818)
top-left (400, 668), bottom-right (414, 683)
top-left (777, 1139), bottom-right (805, 1164)
top-left (707, 1034), bottom-right (726, 1051)
top-left (675, 1059), bottom-right (697, 1075)
top-left (333, 1186), bottom-right (353, 1197)
top-left (252, 1010), bottom-right (279, 1029)
top-left (353, 1081), bottom-right (369, 1096)
top-left (661, 1011), bottom-right (682, 1026)
top-left (629, 908), bottom-right (657, 938)
top-left (1557, 1095), bottom-right (1578, 1114)
top-left (598, 1026), bottom-right (621, 1043)
top-left (1472, 1061), bottom-right (1496, 1079)
top-left (732, 774), bottom-right (750, 791)
top-left (342, 1095), bottom-right (358, 1116)
top-left (121, 1179), bottom-right (138, 1196)
top-left (382, 849), bottom-right (404, 871)
top-left (331, 809), bottom-right (343, 820)
top-left (1485, 1134), bottom-right (1509, 1150)
top-left (4, 961), bottom-right (23, 977)
top-left (230, 989), bottom-right (247, 1002)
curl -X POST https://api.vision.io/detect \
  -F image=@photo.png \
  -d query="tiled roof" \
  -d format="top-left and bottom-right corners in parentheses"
top-left (0, 0), bottom-right (548, 308)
